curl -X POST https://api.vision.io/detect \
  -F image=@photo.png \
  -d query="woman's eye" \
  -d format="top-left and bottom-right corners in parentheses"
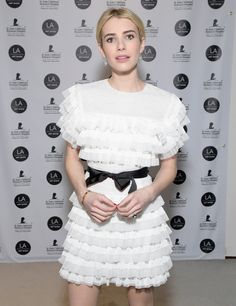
top-left (126, 34), bottom-right (134, 40)
top-left (106, 37), bottom-right (114, 43)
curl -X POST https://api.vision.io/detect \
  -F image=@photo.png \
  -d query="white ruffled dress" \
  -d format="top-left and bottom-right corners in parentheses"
top-left (57, 79), bottom-right (189, 288)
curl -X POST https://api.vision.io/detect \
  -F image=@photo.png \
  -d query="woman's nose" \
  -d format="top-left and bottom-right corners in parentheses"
top-left (117, 38), bottom-right (126, 51)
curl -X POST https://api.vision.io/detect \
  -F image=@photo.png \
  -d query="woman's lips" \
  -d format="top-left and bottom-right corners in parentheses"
top-left (115, 55), bottom-right (130, 61)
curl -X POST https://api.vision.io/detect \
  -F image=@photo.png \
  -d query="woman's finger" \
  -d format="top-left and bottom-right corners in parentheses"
top-left (90, 211), bottom-right (110, 223)
top-left (91, 206), bottom-right (115, 217)
top-left (90, 215), bottom-right (103, 223)
top-left (127, 208), bottom-right (142, 219)
top-left (100, 195), bottom-right (117, 208)
top-left (117, 200), bottom-right (137, 216)
top-left (118, 194), bottom-right (133, 208)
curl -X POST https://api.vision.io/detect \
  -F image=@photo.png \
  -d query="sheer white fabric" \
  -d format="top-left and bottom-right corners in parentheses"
top-left (57, 80), bottom-right (189, 288)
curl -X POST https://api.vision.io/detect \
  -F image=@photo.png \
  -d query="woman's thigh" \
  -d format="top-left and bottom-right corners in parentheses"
top-left (68, 282), bottom-right (101, 306)
top-left (127, 286), bottom-right (154, 306)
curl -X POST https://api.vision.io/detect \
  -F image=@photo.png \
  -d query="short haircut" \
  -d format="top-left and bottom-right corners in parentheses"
top-left (96, 8), bottom-right (145, 45)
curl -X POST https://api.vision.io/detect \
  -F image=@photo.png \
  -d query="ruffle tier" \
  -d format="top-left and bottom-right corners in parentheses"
top-left (57, 83), bottom-right (189, 166)
top-left (59, 254), bottom-right (172, 278)
top-left (66, 205), bottom-right (169, 232)
top-left (59, 270), bottom-right (171, 289)
top-left (64, 222), bottom-right (172, 248)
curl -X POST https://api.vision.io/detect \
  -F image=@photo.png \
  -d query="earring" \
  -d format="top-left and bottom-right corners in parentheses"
top-left (103, 58), bottom-right (107, 66)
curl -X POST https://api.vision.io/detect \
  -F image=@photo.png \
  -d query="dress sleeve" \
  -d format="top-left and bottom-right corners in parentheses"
top-left (56, 84), bottom-right (83, 148)
top-left (159, 94), bottom-right (190, 160)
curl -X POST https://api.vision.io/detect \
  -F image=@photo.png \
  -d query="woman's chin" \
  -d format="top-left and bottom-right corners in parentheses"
top-left (110, 64), bottom-right (138, 75)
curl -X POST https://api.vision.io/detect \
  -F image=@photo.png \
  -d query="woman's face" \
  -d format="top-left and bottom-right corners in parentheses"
top-left (99, 17), bottom-right (145, 75)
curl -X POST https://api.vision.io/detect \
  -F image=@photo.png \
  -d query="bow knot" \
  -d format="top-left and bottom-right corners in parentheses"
top-left (85, 167), bottom-right (149, 193)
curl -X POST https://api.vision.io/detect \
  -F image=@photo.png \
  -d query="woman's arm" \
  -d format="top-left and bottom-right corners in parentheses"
top-left (149, 155), bottom-right (177, 201)
top-left (65, 143), bottom-right (116, 222)
top-left (117, 155), bottom-right (177, 217)
top-left (65, 143), bottom-right (87, 201)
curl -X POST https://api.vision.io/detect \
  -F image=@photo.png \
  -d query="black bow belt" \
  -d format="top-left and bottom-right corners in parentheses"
top-left (85, 167), bottom-right (149, 194)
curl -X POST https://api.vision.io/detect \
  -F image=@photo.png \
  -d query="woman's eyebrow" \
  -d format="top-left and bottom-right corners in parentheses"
top-left (103, 33), bottom-right (115, 39)
top-left (123, 30), bottom-right (136, 34)
top-left (103, 29), bottom-right (137, 39)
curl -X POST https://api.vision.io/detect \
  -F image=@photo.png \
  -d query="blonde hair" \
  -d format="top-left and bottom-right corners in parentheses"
top-left (96, 8), bottom-right (145, 45)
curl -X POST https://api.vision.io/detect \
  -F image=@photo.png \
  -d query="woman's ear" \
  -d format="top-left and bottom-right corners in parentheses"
top-left (140, 37), bottom-right (145, 54)
top-left (98, 43), bottom-right (106, 59)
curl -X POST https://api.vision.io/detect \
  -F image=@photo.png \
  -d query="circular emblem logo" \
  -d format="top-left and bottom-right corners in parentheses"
top-left (204, 97), bottom-right (220, 113)
top-left (201, 192), bottom-right (216, 207)
top-left (206, 45), bottom-right (222, 61)
top-left (11, 97), bottom-right (27, 113)
top-left (202, 146), bottom-right (218, 161)
top-left (173, 74), bottom-right (189, 90)
top-left (47, 170), bottom-right (62, 185)
top-left (74, 0), bottom-right (91, 9)
top-left (170, 215), bottom-right (185, 230)
top-left (14, 193), bottom-right (30, 209)
top-left (208, 0), bottom-right (224, 9)
top-left (12, 146), bottom-right (29, 162)
top-left (42, 19), bottom-right (59, 36)
top-left (44, 73), bottom-right (60, 89)
top-left (175, 20), bottom-right (191, 36)
top-left (6, 0), bottom-right (22, 8)
top-left (173, 170), bottom-right (186, 185)
top-left (45, 123), bottom-right (60, 138)
top-left (76, 45), bottom-right (92, 62)
top-left (200, 239), bottom-right (215, 253)
top-left (8, 45), bottom-right (25, 61)
top-left (15, 240), bottom-right (31, 255)
top-left (142, 46), bottom-right (156, 62)
top-left (47, 216), bottom-right (63, 231)
top-left (141, 0), bottom-right (158, 10)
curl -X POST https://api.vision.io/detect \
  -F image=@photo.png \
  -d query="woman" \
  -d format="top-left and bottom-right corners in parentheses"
top-left (57, 7), bottom-right (189, 306)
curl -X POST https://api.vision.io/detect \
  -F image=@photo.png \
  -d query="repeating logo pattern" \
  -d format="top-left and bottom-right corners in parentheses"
top-left (206, 45), bottom-right (222, 61)
top-left (15, 241), bottom-right (31, 255)
top-left (208, 0), bottom-right (224, 9)
top-left (11, 98), bottom-right (27, 113)
top-left (12, 146), bottom-right (29, 162)
top-left (8, 45), bottom-right (25, 61)
top-left (175, 20), bottom-right (191, 36)
top-left (44, 73), bottom-right (60, 89)
top-left (47, 216), bottom-right (63, 231)
top-left (42, 19), bottom-right (59, 36)
top-left (0, 0), bottom-right (232, 261)
top-left (6, 0), bottom-right (22, 8)
top-left (47, 170), bottom-right (62, 185)
top-left (173, 73), bottom-right (189, 89)
top-left (14, 193), bottom-right (30, 209)
top-left (74, 0), bottom-right (91, 9)
top-left (76, 45), bottom-right (92, 61)
top-left (141, 0), bottom-right (158, 10)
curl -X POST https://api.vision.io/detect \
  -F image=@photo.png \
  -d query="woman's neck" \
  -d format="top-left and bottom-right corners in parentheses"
top-left (108, 71), bottom-right (145, 92)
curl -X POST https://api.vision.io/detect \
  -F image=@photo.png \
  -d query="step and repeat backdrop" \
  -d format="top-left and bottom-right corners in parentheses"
top-left (0, 0), bottom-right (235, 262)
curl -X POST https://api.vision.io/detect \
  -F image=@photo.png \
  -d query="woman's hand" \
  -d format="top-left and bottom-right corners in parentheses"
top-left (116, 156), bottom-right (177, 219)
top-left (81, 191), bottom-right (117, 223)
top-left (116, 185), bottom-right (155, 218)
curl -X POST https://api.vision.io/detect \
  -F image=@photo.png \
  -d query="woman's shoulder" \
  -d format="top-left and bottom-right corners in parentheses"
top-left (75, 79), bottom-right (106, 92)
top-left (144, 83), bottom-right (182, 114)
top-left (145, 82), bottom-right (177, 100)
top-left (63, 79), bottom-right (105, 95)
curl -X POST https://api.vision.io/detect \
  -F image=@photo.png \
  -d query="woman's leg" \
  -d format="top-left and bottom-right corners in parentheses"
top-left (68, 283), bottom-right (101, 306)
top-left (127, 287), bottom-right (154, 306)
